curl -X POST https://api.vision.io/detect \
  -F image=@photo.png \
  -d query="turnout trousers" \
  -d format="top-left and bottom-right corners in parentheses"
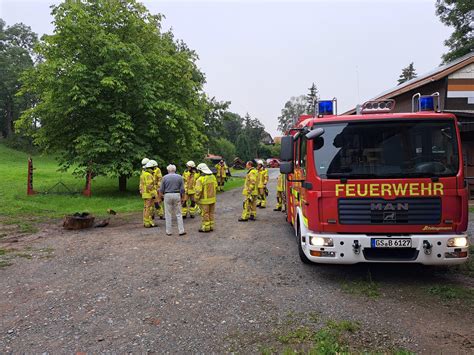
top-left (200, 203), bottom-right (215, 231)
top-left (241, 196), bottom-right (257, 220)
top-left (182, 193), bottom-right (197, 217)
top-left (217, 177), bottom-right (225, 191)
top-left (257, 187), bottom-right (267, 207)
top-left (143, 198), bottom-right (155, 227)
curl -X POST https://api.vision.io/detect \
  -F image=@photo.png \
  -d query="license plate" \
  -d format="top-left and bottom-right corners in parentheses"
top-left (371, 238), bottom-right (412, 248)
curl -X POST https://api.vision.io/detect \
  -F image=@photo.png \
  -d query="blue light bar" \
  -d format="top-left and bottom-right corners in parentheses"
top-left (420, 96), bottom-right (434, 111)
top-left (318, 100), bottom-right (334, 115)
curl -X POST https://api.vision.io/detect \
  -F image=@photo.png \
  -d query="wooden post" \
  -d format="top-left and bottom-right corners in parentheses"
top-left (27, 157), bottom-right (36, 196)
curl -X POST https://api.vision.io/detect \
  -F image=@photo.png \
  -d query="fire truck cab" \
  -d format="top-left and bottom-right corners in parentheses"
top-left (280, 95), bottom-right (469, 265)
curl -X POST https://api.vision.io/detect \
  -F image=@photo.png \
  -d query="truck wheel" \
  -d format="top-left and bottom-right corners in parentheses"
top-left (297, 221), bottom-right (313, 265)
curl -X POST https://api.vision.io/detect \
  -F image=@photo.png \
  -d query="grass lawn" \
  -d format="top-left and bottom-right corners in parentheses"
top-left (222, 176), bottom-right (245, 192)
top-left (0, 144), bottom-right (244, 219)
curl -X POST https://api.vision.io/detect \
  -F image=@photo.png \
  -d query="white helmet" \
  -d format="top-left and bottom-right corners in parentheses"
top-left (145, 161), bottom-right (155, 169)
top-left (257, 160), bottom-right (264, 165)
top-left (141, 158), bottom-right (150, 167)
top-left (149, 160), bottom-right (158, 168)
top-left (197, 163), bottom-right (213, 175)
top-left (186, 160), bottom-right (196, 168)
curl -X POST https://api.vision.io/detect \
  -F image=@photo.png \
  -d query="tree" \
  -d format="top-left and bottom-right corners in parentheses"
top-left (306, 83), bottom-right (319, 114)
top-left (277, 95), bottom-right (306, 133)
top-left (221, 111), bottom-right (243, 145)
top-left (397, 62), bottom-right (417, 85)
top-left (17, 0), bottom-right (207, 191)
top-left (210, 137), bottom-right (236, 163)
top-left (203, 97), bottom-right (230, 142)
top-left (0, 19), bottom-right (38, 138)
top-left (235, 113), bottom-right (265, 161)
top-left (436, 0), bottom-right (474, 64)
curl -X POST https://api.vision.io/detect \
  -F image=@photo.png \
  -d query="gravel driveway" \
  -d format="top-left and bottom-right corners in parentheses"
top-left (1, 169), bottom-right (473, 353)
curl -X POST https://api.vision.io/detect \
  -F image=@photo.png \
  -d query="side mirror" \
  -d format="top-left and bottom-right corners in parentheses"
top-left (280, 135), bottom-right (294, 161)
top-left (306, 127), bottom-right (325, 140)
top-left (280, 161), bottom-right (294, 174)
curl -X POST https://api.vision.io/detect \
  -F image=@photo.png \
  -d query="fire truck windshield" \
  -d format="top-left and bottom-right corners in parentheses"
top-left (313, 119), bottom-right (459, 179)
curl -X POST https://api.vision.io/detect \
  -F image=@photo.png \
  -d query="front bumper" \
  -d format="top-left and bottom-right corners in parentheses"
top-left (302, 232), bottom-right (469, 265)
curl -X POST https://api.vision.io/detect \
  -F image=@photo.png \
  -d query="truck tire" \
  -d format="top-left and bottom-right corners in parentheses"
top-left (297, 220), bottom-right (313, 265)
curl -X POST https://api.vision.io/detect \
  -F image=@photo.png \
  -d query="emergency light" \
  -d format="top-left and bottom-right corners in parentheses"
top-left (318, 101), bottom-right (333, 115)
top-left (360, 99), bottom-right (395, 114)
top-left (316, 98), bottom-right (337, 117)
top-left (412, 92), bottom-right (440, 112)
top-left (420, 96), bottom-right (434, 111)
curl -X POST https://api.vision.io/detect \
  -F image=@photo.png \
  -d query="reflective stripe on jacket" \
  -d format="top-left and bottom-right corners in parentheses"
top-left (195, 174), bottom-right (217, 204)
top-left (141, 170), bottom-right (157, 199)
top-left (243, 168), bottom-right (258, 196)
top-left (153, 167), bottom-right (163, 189)
top-left (215, 164), bottom-right (227, 178)
top-left (258, 168), bottom-right (269, 188)
top-left (183, 170), bottom-right (200, 194)
top-left (277, 173), bottom-right (284, 192)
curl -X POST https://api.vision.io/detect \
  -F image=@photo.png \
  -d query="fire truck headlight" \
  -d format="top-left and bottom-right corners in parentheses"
top-left (310, 236), bottom-right (334, 247)
top-left (447, 237), bottom-right (468, 248)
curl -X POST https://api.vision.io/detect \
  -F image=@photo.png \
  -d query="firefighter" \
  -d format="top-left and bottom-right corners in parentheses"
top-left (195, 163), bottom-right (218, 232)
top-left (140, 160), bottom-right (158, 228)
top-left (215, 160), bottom-right (227, 192)
top-left (182, 161), bottom-right (200, 218)
top-left (149, 160), bottom-right (164, 220)
top-left (238, 161), bottom-right (259, 221)
top-left (139, 158), bottom-right (149, 196)
top-left (256, 160), bottom-right (269, 208)
top-left (274, 173), bottom-right (285, 212)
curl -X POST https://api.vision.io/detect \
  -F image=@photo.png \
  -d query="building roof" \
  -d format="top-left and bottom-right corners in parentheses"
top-left (343, 52), bottom-right (474, 115)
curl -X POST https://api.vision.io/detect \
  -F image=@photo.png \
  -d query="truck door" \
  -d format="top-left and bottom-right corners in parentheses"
top-left (294, 135), bottom-right (308, 224)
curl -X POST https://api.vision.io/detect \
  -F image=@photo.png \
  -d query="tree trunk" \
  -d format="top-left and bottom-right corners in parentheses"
top-left (119, 175), bottom-right (127, 192)
top-left (3, 97), bottom-right (13, 138)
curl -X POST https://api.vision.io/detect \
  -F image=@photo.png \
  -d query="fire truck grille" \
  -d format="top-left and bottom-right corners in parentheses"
top-left (338, 198), bottom-right (441, 225)
top-left (363, 248), bottom-right (419, 261)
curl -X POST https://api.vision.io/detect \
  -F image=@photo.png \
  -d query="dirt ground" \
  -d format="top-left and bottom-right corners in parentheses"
top-left (1, 169), bottom-right (473, 353)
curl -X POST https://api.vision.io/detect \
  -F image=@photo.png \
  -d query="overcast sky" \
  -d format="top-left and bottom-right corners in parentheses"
top-left (0, 0), bottom-right (453, 136)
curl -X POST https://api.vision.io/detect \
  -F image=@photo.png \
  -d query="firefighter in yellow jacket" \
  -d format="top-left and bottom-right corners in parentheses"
top-left (139, 157), bottom-right (150, 195)
top-left (256, 160), bottom-right (269, 208)
top-left (140, 160), bottom-right (158, 228)
top-left (195, 163), bottom-right (218, 232)
top-left (149, 160), bottom-right (164, 220)
top-left (238, 161), bottom-right (259, 221)
top-left (215, 160), bottom-right (227, 191)
top-left (182, 161), bottom-right (200, 218)
top-left (274, 173), bottom-right (285, 212)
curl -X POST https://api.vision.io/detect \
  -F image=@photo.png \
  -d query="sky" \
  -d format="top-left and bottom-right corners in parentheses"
top-left (0, 0), bottom-right (453, 136)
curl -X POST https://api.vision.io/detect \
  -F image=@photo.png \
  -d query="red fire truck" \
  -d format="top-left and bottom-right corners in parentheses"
top-left (280, 94), bottom-right (469, 265)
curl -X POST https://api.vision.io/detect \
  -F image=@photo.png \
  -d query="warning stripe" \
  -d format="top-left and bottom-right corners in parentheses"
top-left (447, 84), bottom-right (474, 91)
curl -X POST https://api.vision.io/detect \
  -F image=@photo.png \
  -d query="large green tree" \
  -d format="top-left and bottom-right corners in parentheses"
top-left (397, 62), bottom-right (417, 85)
top-left (236, 113), bottom-right (265, 161)
top-left (277, 95), bottom-right (306, 133)
top-left (18, 0), bottom-right (207, 191)
top-left (0, 19), bottom-right (37, 138)
top-left (436, 0), bottom-right (474, 63)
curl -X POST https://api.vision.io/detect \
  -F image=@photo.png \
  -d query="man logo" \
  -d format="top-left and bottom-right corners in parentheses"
top-left (383, 212), bottom-right (396, 222)
top-left (371, 202), bottom-right (409, 211)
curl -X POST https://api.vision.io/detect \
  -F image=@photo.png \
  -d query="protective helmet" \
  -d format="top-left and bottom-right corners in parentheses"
top-left (257, 160), bottom-right (264, 165)
top-left (149, 160), bottom-right (158, 168)
top-left (141, 158), bottom-right (150, 167)
top-left (197, 163), bottom-right (213, 175)
top-left (186, 160), bottom-right (196, 168)
top-left (145, 161), bottom-right (155, 169)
